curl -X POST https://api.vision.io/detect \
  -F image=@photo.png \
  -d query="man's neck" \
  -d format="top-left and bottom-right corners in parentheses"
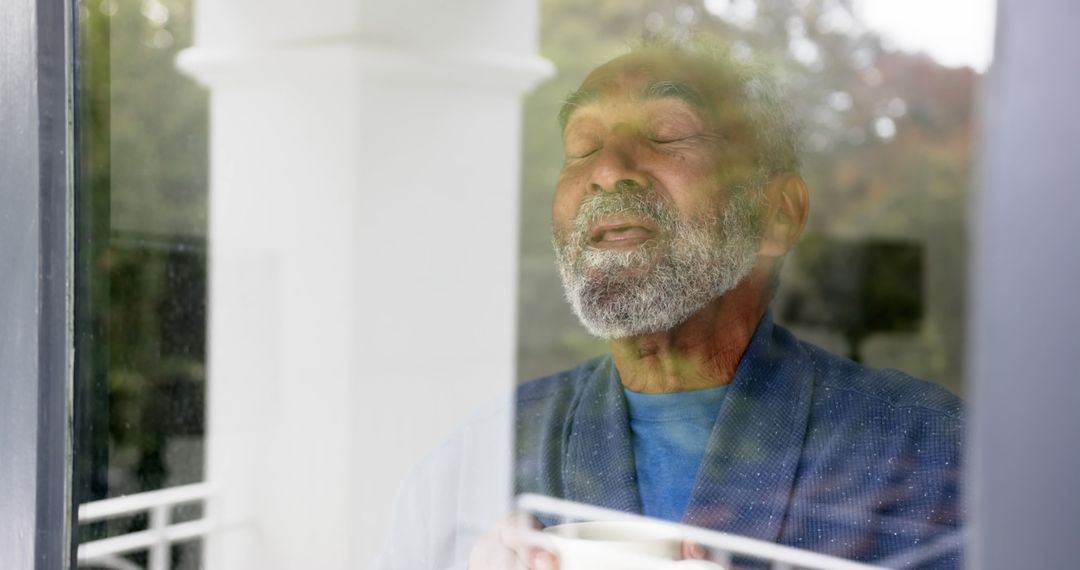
top-left (610, 276), bottom-right (769, 394)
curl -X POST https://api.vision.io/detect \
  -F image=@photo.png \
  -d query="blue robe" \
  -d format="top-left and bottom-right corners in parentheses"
top-left (514, 313), bottom-right (963, 568)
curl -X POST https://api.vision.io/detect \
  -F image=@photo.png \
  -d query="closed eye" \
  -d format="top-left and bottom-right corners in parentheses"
top-left (649, 134), bottom-right (701, 145)
top-left (655, 132), bottom-right (728, 146)
top-left (567, 147), bottom-right (600, 159)
top-left (564, 130), bottom-right (602, 158)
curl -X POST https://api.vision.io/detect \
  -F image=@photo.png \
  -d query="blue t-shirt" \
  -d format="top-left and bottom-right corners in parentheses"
top-left (623, 385), bottom-right (727, 522)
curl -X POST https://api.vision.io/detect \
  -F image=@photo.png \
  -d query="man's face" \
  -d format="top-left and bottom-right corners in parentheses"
top-left (552, 51), bottom-right (766, 339)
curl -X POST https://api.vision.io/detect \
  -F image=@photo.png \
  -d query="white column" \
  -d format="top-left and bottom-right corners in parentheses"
top-left (177, 1), bottom-right (552, 567)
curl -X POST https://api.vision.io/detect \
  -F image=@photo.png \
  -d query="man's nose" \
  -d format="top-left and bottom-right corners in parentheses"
top-left (588, 138), bottom-right (649, 194)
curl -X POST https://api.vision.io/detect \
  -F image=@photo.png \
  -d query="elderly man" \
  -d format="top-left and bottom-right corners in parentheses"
top-left (375, 40), bottom-right (963, 570)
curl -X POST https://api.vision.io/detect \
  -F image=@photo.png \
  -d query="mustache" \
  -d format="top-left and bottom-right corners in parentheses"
top-left (571, 191), bottom-right (676, 239)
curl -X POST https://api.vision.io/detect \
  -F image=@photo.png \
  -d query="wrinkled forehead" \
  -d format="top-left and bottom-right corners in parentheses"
top-left (559, 52), bottom-right (741, 128)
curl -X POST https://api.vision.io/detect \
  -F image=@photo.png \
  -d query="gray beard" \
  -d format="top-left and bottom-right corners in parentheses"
top-left (553, 186), bottom-right (763, 339)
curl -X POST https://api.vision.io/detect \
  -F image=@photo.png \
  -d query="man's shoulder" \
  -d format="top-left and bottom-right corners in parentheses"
top-left (792, 332), bottom-right (964, 423)
top-left (516, 354), bottom-right (609, 404)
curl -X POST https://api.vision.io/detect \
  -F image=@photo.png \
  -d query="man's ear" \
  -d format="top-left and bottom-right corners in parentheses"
top-left (758, 173), bottom-right (809, 258)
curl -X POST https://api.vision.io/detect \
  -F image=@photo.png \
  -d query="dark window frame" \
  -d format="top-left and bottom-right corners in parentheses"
top-left (0, 0), bottom-right (75, 567)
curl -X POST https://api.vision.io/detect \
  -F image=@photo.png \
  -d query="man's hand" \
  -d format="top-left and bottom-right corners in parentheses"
top-left (468, 514), bottom-right (559, 570)
top-left (681, 541), bottom-right (707, 560)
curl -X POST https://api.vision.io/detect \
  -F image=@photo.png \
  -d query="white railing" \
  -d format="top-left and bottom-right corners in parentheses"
top-left (518, 494), bottom-right (889, 570)
top-left (77, 483), bottom-right (214, 570)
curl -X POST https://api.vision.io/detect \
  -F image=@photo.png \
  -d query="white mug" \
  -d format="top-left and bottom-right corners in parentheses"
top-left (544, 521), bottom-right (726, 570)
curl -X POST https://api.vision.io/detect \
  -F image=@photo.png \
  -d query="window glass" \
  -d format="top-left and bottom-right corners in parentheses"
top-left (518, 1), bottom-right (986, 398)
top-left (512, 1), bottom-right (983, 567)
top-left (71, 0), bottom-right (990, 568)
top-left (74, 0), bottom-right (208, 567)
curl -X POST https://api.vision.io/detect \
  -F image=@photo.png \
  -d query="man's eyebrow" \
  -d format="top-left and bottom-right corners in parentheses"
top-left (642, 80), bottom-right (706, 107)
top-left (557, 81), bottom-right (706, 130)
top-left (558, 88), bottom-right (598, 130)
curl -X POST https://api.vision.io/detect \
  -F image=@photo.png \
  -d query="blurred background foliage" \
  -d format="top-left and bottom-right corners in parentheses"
top-left (516, 0), bottom-right (976, 397)
top-left (75, 0), bottom-right (975, 517)
top-left (76, 4), bottom-right (207, 565)
top-left (77, 0), bottom-right (208, 565)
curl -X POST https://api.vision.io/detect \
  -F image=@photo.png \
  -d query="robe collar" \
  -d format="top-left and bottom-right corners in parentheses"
top-left (562, 311), bottom-right (815, 543)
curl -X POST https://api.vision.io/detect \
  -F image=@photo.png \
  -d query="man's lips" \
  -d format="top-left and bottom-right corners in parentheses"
top-left (588, 219), bottom-right (658, 247)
